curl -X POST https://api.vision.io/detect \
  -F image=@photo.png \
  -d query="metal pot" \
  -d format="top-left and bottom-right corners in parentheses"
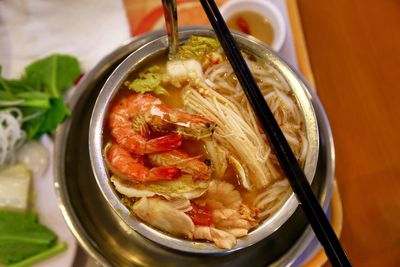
top-left (55, 26), bottom-right (334, 266)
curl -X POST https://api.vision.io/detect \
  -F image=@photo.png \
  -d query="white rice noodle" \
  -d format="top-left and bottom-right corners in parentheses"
top-left (0, 108), bottom-right (26, 169)
top-left (205, 61), bottom-right (237, 95)
top-left (253, 179), bottom-right (292, 220)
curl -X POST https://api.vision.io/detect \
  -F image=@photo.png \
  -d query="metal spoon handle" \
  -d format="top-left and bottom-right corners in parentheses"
top-left (162, 0), bottom-right (179, 57)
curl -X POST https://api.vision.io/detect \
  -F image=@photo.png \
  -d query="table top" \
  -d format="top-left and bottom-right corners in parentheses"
top-left (298, 1), bottom-right (400, 266)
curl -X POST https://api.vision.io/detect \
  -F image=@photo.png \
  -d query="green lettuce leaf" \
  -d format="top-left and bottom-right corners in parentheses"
top-left (0, 54), bottom-right (81, 140)
top-left (0, 211), bottom-right (57, 265)
top-left (24, 55), bottom-right (80, 97)
top-left (23, 98), bottom-right (71, 139)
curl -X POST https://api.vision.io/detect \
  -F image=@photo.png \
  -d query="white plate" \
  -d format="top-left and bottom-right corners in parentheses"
top-left (31, 135), bottom-right (77, 267)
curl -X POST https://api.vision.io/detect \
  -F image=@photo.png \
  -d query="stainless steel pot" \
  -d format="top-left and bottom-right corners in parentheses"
top-left (55, 26), bottom-right (334, 266)
top-left (89, 28), bottom-right (319, 254)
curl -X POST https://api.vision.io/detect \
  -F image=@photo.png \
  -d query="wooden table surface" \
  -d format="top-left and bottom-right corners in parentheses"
top-left (297, 1), bottom-right (400, 266)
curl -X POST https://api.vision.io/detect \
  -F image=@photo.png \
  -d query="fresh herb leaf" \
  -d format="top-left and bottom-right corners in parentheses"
top-left (7, 242), bottom-right (67, 267)
top-left (38, 98), bottom-right (70, 136)
top-left (24, 55), bottom-right (80, 97)
top-left (0, 73), bottom-right (36, 94)
top-left (23, 115), bottom-right (45, 141)
top-left (21, 98), bottom-right (69, 139)
top-left (125, 66), bottom-right (169, 95)
top-left (0, 91), bottom-right (50, 109)
top-left (0, 211), bottom-right (57, 265)
top-left (0, 54), bottom-right (81, 140)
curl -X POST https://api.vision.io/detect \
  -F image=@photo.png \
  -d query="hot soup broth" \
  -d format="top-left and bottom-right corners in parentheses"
top-left (103, 36), bottom-right (307, 249)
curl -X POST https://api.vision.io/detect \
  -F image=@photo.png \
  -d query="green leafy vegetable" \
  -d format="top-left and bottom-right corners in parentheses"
top-left (7, 242), bottom-right (67, 267)
top-left (0, 54), bottom-right (81, 139)
top-left (0, 91), bottom-right (50, 109)
top-left (124, 66), bottom-right (168, 95)
top-left (24, 55), bottom-right (80, 98)
top-left (179, 35), bottom-right (221, 61)
top-left (0, 211), bottom-right (58, 265)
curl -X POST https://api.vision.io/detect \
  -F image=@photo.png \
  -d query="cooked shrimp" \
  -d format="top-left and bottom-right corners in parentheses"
top-left (193, 226), bottom-right (236, 249)
top-left (148, 149), bottom-right (211, 180)
top-left (212, 208), bottom-right (240, 223)
top-left (198, 180), bottom-right (242, 210)
top-left (107, 143), bottom-right (181, 182)
top-left (195, 181), bottom-right (258, 237)
top-left (212, 207), bottom-right (256, 231)
top-left (109, 93), bottom-right (215, 155)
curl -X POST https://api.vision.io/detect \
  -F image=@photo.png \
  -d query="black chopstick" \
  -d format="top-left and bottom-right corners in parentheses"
top-left (199, 0), bottom-right (351, 266)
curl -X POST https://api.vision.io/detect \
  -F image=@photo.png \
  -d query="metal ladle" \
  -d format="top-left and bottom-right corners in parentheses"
top-left (162, 0), bottom-right (179, 58)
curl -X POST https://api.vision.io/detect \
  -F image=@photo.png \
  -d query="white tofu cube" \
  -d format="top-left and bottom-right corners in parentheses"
top-left (0, 164), bottom-right (31, 211)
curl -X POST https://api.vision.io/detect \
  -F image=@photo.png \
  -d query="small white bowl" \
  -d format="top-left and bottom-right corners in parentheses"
top-left (220, 0), bottom-right (286, 51)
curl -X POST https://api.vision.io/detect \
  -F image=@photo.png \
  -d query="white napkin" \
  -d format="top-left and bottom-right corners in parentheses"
top-left (0, 0), bottom-right (131, 78)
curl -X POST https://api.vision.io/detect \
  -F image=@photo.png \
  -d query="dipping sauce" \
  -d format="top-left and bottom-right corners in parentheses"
top-left (226, 11), bottom-right (274, 46)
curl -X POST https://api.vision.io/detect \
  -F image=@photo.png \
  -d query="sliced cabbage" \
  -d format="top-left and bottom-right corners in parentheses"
top-left (166, 59), bottom-right (203, 87)
top-left (111, 175), bottom-right (209, 200)
top-left (124, 66), bottom-right (168, 95)
top-left (179, 36), bottom-right (221, 61)
top-left (229, 156), bottom-right (251, 190)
